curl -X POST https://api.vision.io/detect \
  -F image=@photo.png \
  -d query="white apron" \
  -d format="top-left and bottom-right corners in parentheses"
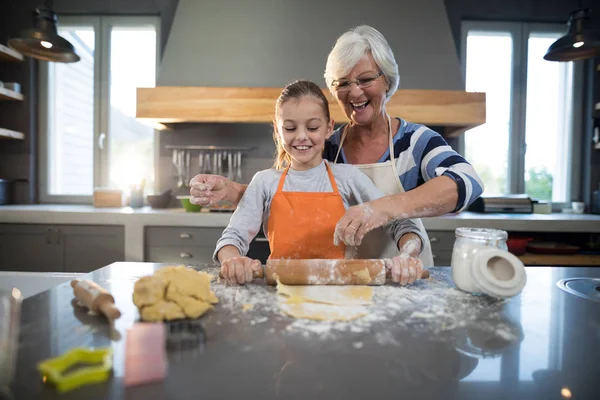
top-left (334, 115), bottom-right (435, 266)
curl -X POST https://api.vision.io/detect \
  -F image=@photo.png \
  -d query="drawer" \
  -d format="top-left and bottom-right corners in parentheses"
top-left (146, 246), bottom-right (217, 264)
top-left (427, 231), bottom-right (455, 251)
top-left (431, 250), bottom-right (453, 267)
top-left (145, 227), bottom-right (224, 247)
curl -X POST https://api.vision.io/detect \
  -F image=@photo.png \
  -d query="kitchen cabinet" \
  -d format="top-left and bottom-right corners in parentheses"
top-left (0, 44), bottom-right (24, 140)
top-left (428, 230), bottom-right (454, 266)
top-left (145, 226), bottom-right (223, 264)
top-left (0, 224), bottom-right (124, 272)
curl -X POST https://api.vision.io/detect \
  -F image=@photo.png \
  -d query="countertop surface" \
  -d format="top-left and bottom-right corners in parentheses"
top-left (1, 204), bottom-right (599, 231)
top-left (6, 262), bottom-right (600, 399)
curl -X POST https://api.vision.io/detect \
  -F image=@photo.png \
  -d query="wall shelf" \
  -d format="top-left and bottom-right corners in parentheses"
top-left (0, 44), bottom-right (24, 62)
top-left (0, 87), bottom-right (24, 102)
top-left (0, 128), bottom-right (25, 140)
top-left (136, 87), bottom-right (486, 137)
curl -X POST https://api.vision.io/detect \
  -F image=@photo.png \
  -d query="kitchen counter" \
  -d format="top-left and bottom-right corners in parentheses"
top-left (1, 205), bottom-right (600, 262)
top-left (7, 262), bottom-right (600, 399)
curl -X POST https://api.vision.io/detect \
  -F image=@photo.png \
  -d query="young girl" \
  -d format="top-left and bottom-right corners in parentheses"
top-left (214, 80), bottom-right (424, 285)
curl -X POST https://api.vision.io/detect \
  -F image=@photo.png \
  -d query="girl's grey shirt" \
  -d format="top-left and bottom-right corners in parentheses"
top-left (213, 160), bottom-right (424, 263)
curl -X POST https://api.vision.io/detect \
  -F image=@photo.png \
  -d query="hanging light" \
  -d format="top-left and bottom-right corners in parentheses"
top-left (544, 8), bottom-right (600, 62)
top-left (8, 0), bottom-right (80, 63)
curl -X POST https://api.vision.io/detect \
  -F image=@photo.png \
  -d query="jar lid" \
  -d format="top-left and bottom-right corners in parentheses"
top-left (455, 227), bottom-right (508, 241)
top-left (469, 248), bottom-right (526, 297)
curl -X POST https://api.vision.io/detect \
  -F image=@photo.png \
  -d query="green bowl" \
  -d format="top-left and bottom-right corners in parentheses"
top-left (177, 196), bottom-right (202, 212)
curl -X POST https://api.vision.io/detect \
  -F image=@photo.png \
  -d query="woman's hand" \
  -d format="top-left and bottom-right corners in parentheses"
top-left (221, 256), bottom-right (262, 285)
top-left (189, 174), bottom-right (234, 206)
top-left (385, 255), bottom-right (423, 285)
top-left (334, 199), bottom-right (392, 247)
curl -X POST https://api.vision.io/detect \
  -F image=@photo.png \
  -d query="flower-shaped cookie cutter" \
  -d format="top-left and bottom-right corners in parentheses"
top-left (37, 347), bottom-right (112, 392)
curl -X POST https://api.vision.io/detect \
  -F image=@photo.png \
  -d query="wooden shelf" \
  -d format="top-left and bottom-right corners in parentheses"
top-left (0, 128), bottom-right (25, 140)
top-left (0, 87), bottom-right (24, 101)
top-left (518, 252), bottom-right (600, 266)
top-left (136, 87), bottom-right (486, 137)
top-left (0, 44), bottom-right (24, 62)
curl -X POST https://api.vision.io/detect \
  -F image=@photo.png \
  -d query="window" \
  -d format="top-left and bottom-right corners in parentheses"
top-left (461, 22), bottom-right (583, 205)
top-left (39, 16), bottom-right (159, 203)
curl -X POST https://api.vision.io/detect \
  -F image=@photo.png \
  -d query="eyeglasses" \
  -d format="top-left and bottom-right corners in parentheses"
top-left (331, 71), bottom-right (383, 92)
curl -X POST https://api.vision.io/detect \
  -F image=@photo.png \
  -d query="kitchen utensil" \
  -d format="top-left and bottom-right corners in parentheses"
top-left (70, 279), bottom-right (121, 321)
top-left (146, 189), bottom-right (172, 209)
top-left (526, 242), bottom-right (580, 255)
top-left (506, 236), bottom-right (533, 256)
top-left (219, 259), bottom-right (429, 285)
top-left (0, 288), bottom-right (22, 388)
top-left (177, 195), bottom-right (202, 212)
top-left (124, 323), bottom-right (167, 387)
top-left (93, 188), bottom-right (124, 208)
top-left (37, 347), bottom-right (112, 393)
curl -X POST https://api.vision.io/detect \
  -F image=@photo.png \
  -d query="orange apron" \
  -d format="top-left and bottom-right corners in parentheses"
top-left (267, 162), bottom-right (346, 259)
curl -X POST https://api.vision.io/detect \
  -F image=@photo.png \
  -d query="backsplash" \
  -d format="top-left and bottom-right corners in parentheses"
top-left (156, 123), bottom-right (277, 197)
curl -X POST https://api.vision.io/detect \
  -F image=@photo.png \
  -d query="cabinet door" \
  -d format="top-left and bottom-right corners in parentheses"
top-left (146, 246), bottom-right (216, 264)
top-left (61, 225), bottom-right (125, 273)
top-left (0, 224), bottom-right (63, 272)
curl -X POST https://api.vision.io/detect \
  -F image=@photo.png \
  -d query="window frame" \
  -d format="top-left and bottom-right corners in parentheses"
top-left (38, 15), bottom-right (160, 204)
top-left (459, 20), bottom-right (584, 209)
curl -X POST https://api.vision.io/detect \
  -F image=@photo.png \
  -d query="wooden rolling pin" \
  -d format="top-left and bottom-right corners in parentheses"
top-left (219, 259), bottom-right (430, 286)
top-left (71, 279), bottom-right (122, 321)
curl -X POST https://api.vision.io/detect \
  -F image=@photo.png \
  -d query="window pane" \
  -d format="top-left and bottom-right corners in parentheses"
top-left (108, 26), bottom-right (156, 192)
top-left (464, 32), bottom-right (513, 195)
top-left (524, 34), bottom-right (574, 202)
top-left (48, 28), bottom-right (95, 195)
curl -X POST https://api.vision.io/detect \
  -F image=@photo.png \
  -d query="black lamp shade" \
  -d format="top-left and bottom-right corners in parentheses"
top-left (544, 8), bottom-right (600, 62)
top-left (8, 6), bottom-right (80, 63)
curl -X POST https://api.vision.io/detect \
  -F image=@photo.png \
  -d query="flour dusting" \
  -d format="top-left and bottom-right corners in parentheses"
top-left (199, 266), bottom-right (523, 351)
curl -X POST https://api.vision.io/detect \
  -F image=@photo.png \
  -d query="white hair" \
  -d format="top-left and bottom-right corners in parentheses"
top-left (324, 25), bottom-right (400, 101)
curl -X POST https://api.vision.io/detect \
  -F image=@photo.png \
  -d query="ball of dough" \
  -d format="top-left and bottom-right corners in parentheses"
top-left (140, 300), bottom-right (185, 322)
top-left (132, 275), bottom-right (166, 308)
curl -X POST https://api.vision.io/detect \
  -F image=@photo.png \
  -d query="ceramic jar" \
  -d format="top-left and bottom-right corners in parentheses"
top-left (451, 227), bottom-right (526, 297)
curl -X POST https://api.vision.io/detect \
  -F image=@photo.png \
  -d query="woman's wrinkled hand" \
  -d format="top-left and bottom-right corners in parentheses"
top-left (384, 255), bottom-right (423, 285)
top-left (334, 201), bottom-right (391, 247)
top-left (220, 256), bottom-right (261, 285)
top-left (189, 174), bottom-right (231, 206)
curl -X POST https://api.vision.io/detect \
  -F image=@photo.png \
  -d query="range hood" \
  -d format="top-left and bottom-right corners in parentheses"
top-left (136, 0), bottom-right (486, 137)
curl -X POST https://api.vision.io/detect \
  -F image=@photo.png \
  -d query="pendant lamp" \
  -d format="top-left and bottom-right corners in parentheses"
top-left (544, 7), bottom-right (600, 62)
top-left (8, 0), bottom-right (80, 63)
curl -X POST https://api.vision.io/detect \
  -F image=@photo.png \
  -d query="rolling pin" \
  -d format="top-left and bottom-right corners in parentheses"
top-left (219, 259), bottom-right (430, 286)
top-left (71, 279), bottom-right (122, 321)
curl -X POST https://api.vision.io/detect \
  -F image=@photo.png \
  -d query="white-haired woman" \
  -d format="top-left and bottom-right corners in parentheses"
top-left (190, 25), bottom-right (484, 282)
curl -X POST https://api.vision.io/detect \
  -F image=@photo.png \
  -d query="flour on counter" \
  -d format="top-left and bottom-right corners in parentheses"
top-left (199, 267), bottom-right (523, 349)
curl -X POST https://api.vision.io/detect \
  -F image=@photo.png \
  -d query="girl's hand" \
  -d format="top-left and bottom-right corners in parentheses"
top-left (189, 175), bottom-right (234, 206)
top-left (334, 200), bottom-right (392, 247)
top-left (385, 255), bottom-right (423, 285)
top-left (221, 256), bottom-right (261, 285)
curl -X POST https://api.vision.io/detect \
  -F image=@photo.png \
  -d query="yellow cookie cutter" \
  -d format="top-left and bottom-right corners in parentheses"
top-left (37, 347), bottom-right (113, 393)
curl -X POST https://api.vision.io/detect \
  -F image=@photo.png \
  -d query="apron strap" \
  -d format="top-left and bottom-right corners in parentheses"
top-left (324, 161), bottom-right (341, 195)
top-left (333, 125), bottom-right (347, 164)
top-left (276, 167), bottom-right (290, 193)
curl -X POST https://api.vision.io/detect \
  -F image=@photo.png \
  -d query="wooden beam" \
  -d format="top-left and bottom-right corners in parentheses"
top-left (136, 86), bottom-right (486, 136)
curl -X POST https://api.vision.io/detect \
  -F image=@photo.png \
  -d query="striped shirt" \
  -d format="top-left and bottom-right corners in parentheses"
top-left (323, 118), bottom-right (484, 213)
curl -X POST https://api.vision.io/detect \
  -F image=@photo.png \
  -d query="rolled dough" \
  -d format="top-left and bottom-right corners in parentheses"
top-left (276, 281), bottom-right (373, 321)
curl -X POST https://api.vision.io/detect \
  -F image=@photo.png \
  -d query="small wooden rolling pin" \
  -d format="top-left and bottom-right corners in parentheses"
top-left (219, 259), bottom-right (430, 286)
top-left (71, 279), bottom-right (122, 321)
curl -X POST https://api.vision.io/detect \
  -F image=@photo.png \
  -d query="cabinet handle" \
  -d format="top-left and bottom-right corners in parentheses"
top-left (179, 233), bottom-right (192, 239)
top-left (254, 237), bottom-right (269, 243)
top-left (45, 228), bottom-right (53, 244)
top-left (180, 252), bottom-right (192, 259)
top-left (430, 237), bottom-right (439, 243)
